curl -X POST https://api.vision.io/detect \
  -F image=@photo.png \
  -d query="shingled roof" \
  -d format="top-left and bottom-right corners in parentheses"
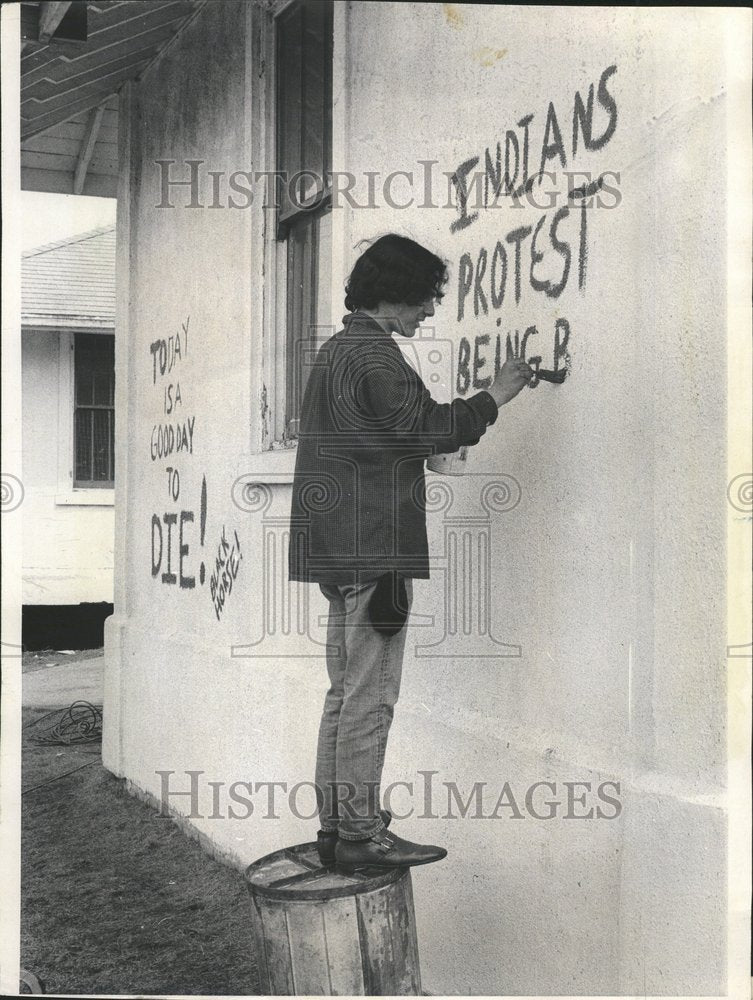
top-left (22, 225), bottom-right (115, 330)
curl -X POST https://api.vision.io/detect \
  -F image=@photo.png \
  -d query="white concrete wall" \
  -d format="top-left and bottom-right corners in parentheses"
top-left (22, 327), bottom-right (114, 605)
top-left (104, 3), bottom-right (738, 994)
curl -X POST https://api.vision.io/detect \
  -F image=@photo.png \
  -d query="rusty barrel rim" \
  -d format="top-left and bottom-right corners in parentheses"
top-left (244, 841), bottom-right (405, 900)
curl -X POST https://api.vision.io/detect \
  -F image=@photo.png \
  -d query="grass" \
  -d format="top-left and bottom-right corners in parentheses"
top-left (21, 704), bottom-right (261, 995)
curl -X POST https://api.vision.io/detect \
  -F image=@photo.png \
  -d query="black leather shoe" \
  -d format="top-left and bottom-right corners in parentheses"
top-left (335, 828), bottom-right (447, 872)
top-left (316, 809), bottom-right (392, 865)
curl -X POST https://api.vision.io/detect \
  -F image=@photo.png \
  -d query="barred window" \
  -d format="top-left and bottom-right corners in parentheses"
top-left (74, 333), bottom-right (114, 487)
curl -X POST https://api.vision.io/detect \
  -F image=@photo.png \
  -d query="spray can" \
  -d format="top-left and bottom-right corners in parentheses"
top-left (426, 445), bottom-right (470, 476)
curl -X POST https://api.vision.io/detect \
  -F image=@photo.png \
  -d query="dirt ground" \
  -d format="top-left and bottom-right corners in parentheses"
top-left (21, 702), bottom-right (261, 995)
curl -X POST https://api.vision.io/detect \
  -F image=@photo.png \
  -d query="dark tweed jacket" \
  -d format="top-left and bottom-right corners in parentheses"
top-left (287, 312), bottom-right (499, 584)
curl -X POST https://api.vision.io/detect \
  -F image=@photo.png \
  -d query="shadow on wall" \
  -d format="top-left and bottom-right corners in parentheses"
top-left (23, 603), bottom-right (114, 651)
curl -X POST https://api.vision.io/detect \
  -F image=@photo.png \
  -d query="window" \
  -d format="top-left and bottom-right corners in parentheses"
top-left (276, 0), bottom-right (333, 439)
top-left (74, 333), bottom-right (114, 487)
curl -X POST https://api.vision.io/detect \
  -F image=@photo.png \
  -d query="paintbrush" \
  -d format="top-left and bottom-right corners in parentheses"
top-left (533, 368), bottom-right (568, 384)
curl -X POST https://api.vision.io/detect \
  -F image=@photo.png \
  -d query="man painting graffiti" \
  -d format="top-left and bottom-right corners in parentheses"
top-left (288, 234), bottom-right (534, 871)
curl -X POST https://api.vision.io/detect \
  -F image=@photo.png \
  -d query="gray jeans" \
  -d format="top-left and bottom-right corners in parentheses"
top-left (315, 576), bottom-right (414, 840)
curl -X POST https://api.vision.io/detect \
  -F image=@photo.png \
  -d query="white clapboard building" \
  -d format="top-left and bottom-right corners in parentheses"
top-left (21, 226), bottom-right (116, 640)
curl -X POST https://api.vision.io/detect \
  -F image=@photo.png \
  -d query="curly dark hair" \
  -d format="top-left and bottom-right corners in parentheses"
top-left (344, 234), bottom-right (448, 311)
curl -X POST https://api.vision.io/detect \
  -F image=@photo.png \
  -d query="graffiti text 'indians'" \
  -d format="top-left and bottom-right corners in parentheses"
top-left (449, 65), bottom-right (618, 233)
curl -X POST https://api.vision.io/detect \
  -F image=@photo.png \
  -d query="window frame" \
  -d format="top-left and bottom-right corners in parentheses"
top-left (245, 0), bottom-right (347, 471)
top-left (54, 328), bottom-right (115, 506)
top-left (73, 331), bottom-right (115, 488)
top-left (266, 0), bottom-right (336, 447)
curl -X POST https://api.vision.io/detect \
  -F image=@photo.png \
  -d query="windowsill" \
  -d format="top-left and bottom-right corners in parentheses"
top-left (235, 446), bottom-right (298, 483)
top-left (55, 490), bottom-right (115, 507)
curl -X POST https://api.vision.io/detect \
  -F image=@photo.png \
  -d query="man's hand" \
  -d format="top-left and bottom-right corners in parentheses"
top-left (488, 358), bottom-right (535, 407)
